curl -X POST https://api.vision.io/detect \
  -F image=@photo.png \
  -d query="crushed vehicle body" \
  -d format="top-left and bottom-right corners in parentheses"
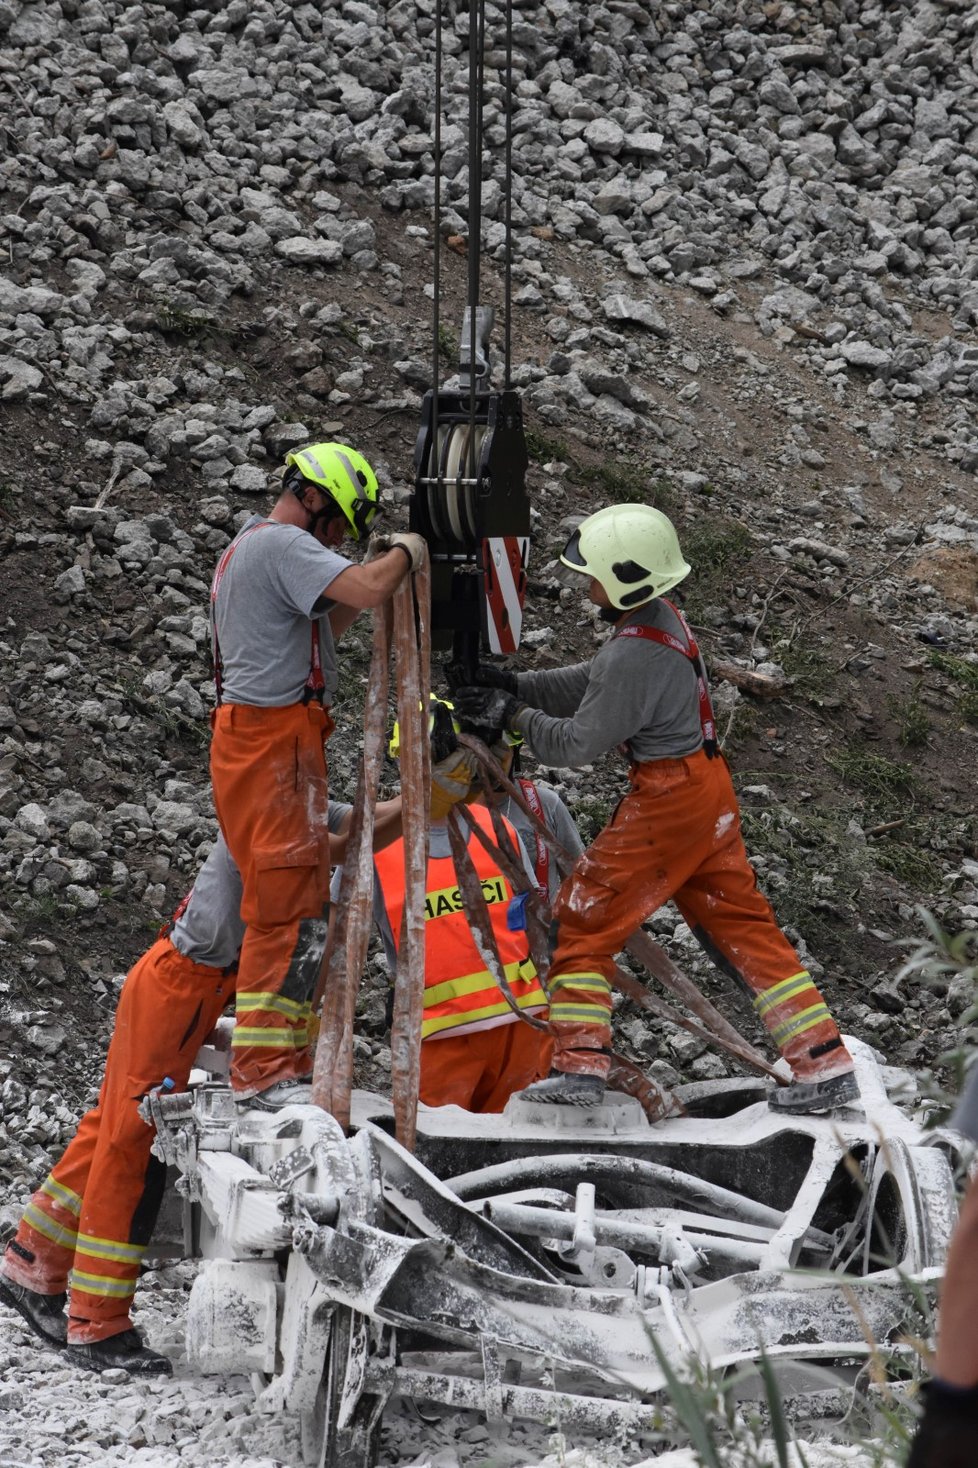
top-left (147, 1038), bottom-right (960, 1468)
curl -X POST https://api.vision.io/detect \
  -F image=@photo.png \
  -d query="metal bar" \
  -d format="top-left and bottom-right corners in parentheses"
top-left (379, 1366), bottom-right (657, 1435)
top-left (313, 604), bottom-right (390, 1128)
top-left (477, 1199), bottom-right (770, 1267)
top-left (446, 1154), bottom-right (796, 1233)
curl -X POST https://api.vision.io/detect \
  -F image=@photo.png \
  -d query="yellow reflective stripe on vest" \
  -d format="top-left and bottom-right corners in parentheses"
top-left (24, 1202), bottom-right (78, 1251)
top-left (69, 1269), bottom-right (139, 1298)
top-left (235, 992), bottom-right (308, 1019)
top-left (424, 875), bottom-right (508, 921)
top-left (422, 989), bottom-right (547, 1039)
top-left (423, 958), bottom-right (537, 1010)
top-left (75, 1232), bottom-right (146, 1264)
top-left (41, 1175), bottom-right (82, 1216)
top-left (769, 1003), bottom-right (832, 1048)
top-left (752, 972), bottom-right (814, 1018)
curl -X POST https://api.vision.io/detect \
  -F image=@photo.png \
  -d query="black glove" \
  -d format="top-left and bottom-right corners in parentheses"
top-left (907, 1380), bottom-right (978, 1468)
top-left (445, 660), bottom-right (518, 695)
top-left (452, 684), bottom-right (523, 733)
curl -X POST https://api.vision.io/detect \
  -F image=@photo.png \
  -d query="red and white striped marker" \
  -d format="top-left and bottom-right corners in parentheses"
top-left (482, 536), bottom-right (528, 654)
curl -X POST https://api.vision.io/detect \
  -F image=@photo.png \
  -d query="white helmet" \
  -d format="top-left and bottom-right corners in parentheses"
top-left (559, 504), bottom-right (691, 610)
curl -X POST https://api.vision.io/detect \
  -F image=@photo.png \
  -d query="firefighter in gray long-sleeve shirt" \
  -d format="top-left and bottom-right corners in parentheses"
top-left (454, 504), bottom-right (859, 1112)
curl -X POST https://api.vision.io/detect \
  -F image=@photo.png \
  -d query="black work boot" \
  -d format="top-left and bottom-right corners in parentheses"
top-left (64, 1327), bottom-right (172, 1376)
top-left (521, 1072), bottom-right (607, 1107)
top-left (768, 1070), bottom-right (860, 1115)
top-left (0, 1273), bottom-right (68, 1346)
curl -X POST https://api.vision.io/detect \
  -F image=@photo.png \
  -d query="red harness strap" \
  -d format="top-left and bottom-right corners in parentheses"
top-left (210, 521), bottom-right (325, 707)
top-left (613, 600), bottom-right (717, 757)
top-left (515, 778), bottom-right (550, 897)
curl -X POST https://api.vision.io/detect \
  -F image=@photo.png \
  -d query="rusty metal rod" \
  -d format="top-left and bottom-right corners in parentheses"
top-left (313, 603), bottom-right (391, 1127)
top-left (390, 559), bottom-right (432, 1151)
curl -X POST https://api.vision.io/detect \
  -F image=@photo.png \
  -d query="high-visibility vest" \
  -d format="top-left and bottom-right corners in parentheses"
top-left (374, 806), bottom-right (548, 1041)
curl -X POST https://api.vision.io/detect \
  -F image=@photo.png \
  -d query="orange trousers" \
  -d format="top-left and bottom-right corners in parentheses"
top-left (2, 938), bottom-right (232, 1344)
top-left (548, 751), bottom-right (852, 1084)
top-left (420, 1023), bottom-right (552, 1112)
top-left (210, 701), bottom-right (333, 1094)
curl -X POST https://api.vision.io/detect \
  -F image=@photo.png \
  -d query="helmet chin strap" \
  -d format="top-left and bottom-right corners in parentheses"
top-left (598, 604), bottom-right (622, 624)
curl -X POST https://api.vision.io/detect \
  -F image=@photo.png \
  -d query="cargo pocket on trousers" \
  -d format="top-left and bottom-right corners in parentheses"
top-left (250, 844), bottom-right (326, 926)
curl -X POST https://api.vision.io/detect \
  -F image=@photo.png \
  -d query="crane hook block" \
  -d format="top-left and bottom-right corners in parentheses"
top-left (411, 387), bottom-right (530, 658)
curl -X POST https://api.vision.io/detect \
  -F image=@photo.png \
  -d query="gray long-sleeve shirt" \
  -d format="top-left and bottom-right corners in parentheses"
top-left (513, 599), bottom-right (704, 768)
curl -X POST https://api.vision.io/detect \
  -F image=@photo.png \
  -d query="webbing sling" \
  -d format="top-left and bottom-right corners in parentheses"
top-left (209, 522), bottom-right (325, 707)
top-left (515, 778), bottom-right (550, 895)
top-left (613, 599), bottom-right (717, 757)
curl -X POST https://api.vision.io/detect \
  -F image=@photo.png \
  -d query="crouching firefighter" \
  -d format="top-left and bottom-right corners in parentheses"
top-left (380, 699), bottom-right (552, 1110)
top-left (453, 504), bottom-right (860, 1113)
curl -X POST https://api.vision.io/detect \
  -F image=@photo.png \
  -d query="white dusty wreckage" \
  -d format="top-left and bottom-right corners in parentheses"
top-left (146, 1039), bottom-right (964, 1468)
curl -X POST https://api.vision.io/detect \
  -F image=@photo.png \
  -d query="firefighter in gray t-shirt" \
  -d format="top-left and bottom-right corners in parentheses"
top-left (455, 503), bottom-right (858, 1113)
top-left (207, 441), bottom-right (424, 1110)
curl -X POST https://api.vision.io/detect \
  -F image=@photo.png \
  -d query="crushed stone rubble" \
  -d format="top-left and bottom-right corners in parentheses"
top-left (0, 0), bottom-right (976, 1462)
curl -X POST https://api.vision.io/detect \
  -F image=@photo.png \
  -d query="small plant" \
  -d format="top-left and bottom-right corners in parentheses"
top-left (896, 913), bottom-right (978, 1116)
top-left (0, 481), bottom-right (15, 512)
top-left (874, 841), bottom-right (943, 891)
top-left (574, 457), bottom-right (670, 508)
top-left (680, 518), bottom-right (753, 623)
top-left (825, 744), bottom-right (917, 815)
top-left (889, 687), bottom-right (930, 748)
top-left (960, 690), bottom-right (978, 726)
top-left (567, 795), bottom-right (613, 844)
top-left (436, 323), bottom-right (456, 361)
top-left (926, 651), bottom-right (978, 690)
top-left (524, 426), bottom-right (571, 465)
top-left (154, 302), bottom-right (217, 336)
top-left (776, 636), bottom-right (835, 700)
top-left (337, 318), bottom-right (361, 345)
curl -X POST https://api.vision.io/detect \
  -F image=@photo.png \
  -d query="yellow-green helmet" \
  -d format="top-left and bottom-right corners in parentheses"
top-left (388, 694), bottom-right (459, 759)
top-left (284, 441), bottom-right (379, 540)
top-left (560, 504), bottom-right (690, 610)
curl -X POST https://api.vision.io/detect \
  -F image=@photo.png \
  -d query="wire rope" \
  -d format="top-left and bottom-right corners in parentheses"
top-left (504, 0), bottom-right (513, 388)
top-left (430, 0), bottom-right (442, 529)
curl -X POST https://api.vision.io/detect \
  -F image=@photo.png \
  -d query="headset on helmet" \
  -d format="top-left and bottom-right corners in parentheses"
top-left (388, 694), bottom-right (522, 760)
top-left (388, 695), bottom-right (460, 760)
top-left (283, 441), bottom-right (379, 541)
top-left (559, 504), bottom-right (691, 610)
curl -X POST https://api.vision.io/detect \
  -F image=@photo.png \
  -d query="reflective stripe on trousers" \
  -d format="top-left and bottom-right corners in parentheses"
top-left (209, 701), bottom-right (333, 1094)
top-left (1, 938), bottom-right (232, 1343)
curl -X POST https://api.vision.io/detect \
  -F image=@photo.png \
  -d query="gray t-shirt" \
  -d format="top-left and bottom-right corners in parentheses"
top-left (499, 780), bottom-right (584, 903)
top-left (513, 599), bottom-right (704, 767)
top-left (171, 801), bottom-right (352, 967)
top-left (211, 515), bottom-right (350, 706)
